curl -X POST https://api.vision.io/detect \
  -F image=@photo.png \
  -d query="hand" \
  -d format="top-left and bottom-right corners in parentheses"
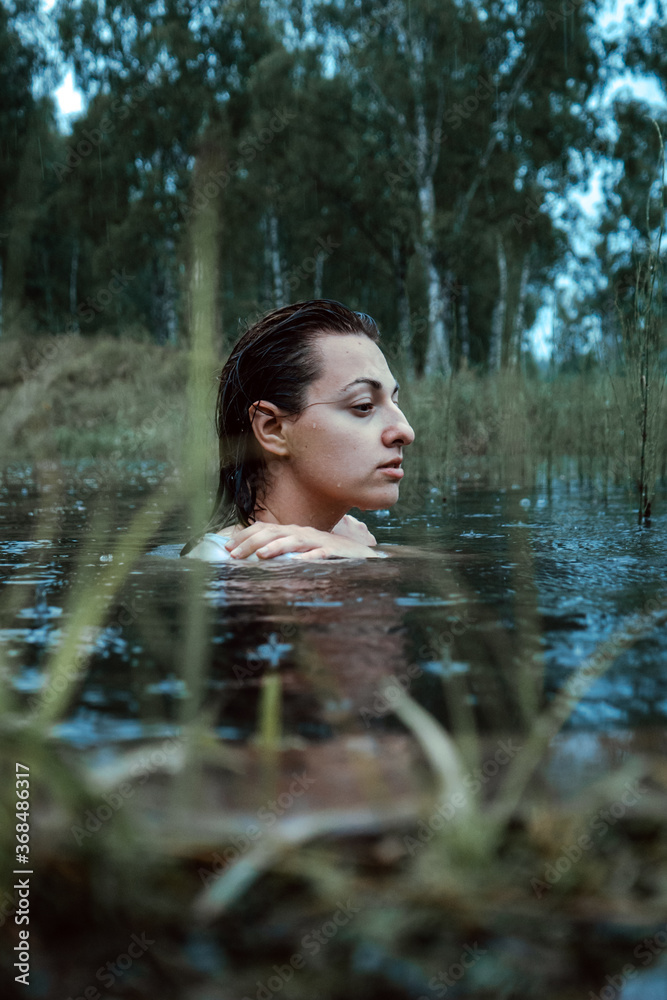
top-left (332, 514), bottom-right (377, 547)
top-left (224, 521), bottom-right (382, 561)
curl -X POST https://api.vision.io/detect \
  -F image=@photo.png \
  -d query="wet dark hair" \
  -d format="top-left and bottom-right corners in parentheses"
top-left (180, 299), bottom-right (380, 556)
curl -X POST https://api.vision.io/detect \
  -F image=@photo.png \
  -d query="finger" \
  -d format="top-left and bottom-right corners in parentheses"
top-left (224, 522), bottom-right (272, 549)
top-left (256, 537), bottom-right (317, 558)
top-left (229, 527), bottom-right (288, 558)
top-left (290, 548), bottom-right (328, 561)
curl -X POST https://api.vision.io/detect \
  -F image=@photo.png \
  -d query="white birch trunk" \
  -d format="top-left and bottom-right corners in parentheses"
top-left (314, 250), bottom-right (326, 298)
top-left (419, 175), bottom-right (449, 375)
top-left (489, 234), bottom-right (507, 371)
top-left (268, 212), bottom-right (285, 308)
top-left (509, 252), bottom-right (530, 369)
top-left (392, 238), bottom-right (413, 373)
top-left (459, 284), bottom-right (470, 367)
top-left (410, 38), bottom-right (450, 375)
top-left (164, 251), bottom-right (179, 346)
top-left (423, 242), bottom-right (450, 375)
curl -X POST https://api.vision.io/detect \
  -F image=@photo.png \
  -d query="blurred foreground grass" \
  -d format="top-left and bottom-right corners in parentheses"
top-left (1, 569), bottom-right (667, 999)
top-left (1, 329), bottom-right (667, 998)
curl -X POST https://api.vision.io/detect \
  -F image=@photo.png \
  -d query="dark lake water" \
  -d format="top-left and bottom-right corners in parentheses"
top-left (2, 463), bottom-right (666, 757)
top-left (3, 463), bottom-right (667, 1000)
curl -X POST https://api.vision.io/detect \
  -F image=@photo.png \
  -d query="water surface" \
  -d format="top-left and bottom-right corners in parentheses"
top-left (2, 464), bottom-right (665, 757)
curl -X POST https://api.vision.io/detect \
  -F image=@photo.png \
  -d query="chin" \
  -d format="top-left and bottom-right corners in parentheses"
top-left (358, 486), bottom-right (401, 510)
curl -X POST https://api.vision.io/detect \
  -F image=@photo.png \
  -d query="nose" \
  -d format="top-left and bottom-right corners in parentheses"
top-left (383, 402), bottom-right (415, 448)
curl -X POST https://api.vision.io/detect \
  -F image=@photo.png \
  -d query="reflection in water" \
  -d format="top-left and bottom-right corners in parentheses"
top-left (1, 467), bottom-right (667, 753)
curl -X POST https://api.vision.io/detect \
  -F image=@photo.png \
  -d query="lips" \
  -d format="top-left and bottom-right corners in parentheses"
top-left (377, 458), bottom-right (404, 479)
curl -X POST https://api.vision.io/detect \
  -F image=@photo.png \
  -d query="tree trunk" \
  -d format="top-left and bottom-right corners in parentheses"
top-left (408, 36), bottom-right (449, 375)
top-left (509, 251), bottom-right (530, 369)
top-left (392, 238), bottom-right (413, 374)
top-left (160, 238), bottom-right (179, 346)
top-left (314, 249), bottom-right (326, 298)
top-left (151, 241), bottom-right (178, 345)
top-left (488, 234), bottom-right (507, 371)
top-left (69, 239), bottom-right (80, 332)
top-left (188, 140), bottom-right (223, 355)
top-left (2, 124), bottom-right (43, 338)
top-left (264, 210), bottom-right (285, 309)
top-left (459, 285), bottom-right (470, 368)
top-left (418, 176), bottom-right (450, 375)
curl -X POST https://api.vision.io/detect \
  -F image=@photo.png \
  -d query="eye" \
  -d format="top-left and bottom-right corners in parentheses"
top-left (352, 403), bottom-right (374, 414)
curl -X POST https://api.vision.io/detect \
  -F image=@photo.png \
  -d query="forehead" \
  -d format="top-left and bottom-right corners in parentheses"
top-left (310, 334), bottom-right (394, 392)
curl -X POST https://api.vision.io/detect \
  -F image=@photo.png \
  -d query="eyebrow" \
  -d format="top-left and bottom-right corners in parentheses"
top-left (341, 378), bottom-right (400, 394)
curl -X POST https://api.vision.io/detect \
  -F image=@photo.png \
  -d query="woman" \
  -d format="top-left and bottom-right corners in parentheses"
top-left (182, 298), bottom-right (415, 561)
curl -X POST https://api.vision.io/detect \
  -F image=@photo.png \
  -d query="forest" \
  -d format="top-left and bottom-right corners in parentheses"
top-left (0, 0), bottom-right (665, 376)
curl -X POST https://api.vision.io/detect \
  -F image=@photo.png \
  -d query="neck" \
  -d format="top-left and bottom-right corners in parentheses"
top-left (253, 468), bottom-right (347, 533)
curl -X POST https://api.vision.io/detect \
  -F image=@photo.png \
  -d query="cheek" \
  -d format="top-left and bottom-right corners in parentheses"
top-left (296, 417), bottom-right (358, 459)
top-left (293, 422), bottom-right (367, 482)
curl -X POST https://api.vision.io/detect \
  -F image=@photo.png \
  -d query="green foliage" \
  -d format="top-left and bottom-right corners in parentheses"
top-left (0, 0), bottom-right (640, 369)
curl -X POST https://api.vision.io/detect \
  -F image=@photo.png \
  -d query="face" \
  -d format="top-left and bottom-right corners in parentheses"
top-left (280, 334), bottom-right (415, 515)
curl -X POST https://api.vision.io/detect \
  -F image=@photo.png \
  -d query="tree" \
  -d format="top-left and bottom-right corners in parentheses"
top-left (281, 0), bottom-right (601, 373)
top-left (54, 0), bottom-right (280, 344)
top-left (0, 0), bottom-right (56, 338)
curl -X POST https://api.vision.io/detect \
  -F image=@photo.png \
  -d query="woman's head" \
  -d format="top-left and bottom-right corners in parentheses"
top-left (205, 298), bottom-right (414, 534)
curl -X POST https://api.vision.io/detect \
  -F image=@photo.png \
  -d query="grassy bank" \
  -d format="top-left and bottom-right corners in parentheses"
top-left (1, 335), bottom-right (665, 496)
top-left (0, 335), bottom-right (190, 466)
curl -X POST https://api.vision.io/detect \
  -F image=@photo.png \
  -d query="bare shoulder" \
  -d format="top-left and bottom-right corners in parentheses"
top-left (332, 514), bottom-right (377, 546)
top-left (213, 524), bottom-right (244, 540)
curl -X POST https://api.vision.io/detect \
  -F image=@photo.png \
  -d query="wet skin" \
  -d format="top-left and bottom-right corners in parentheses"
top-left (221, 334), bottom-right (415, 560)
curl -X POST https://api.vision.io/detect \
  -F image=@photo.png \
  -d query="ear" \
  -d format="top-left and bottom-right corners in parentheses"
top-left (248, 401), bottom-right (291, 457)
